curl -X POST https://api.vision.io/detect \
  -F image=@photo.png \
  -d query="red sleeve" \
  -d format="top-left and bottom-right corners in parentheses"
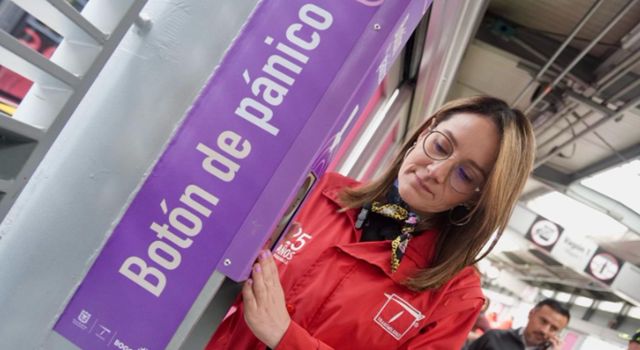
top-left (275, 321), bottom-right (334, 350)
top-left (400, 285), bottom-right (484, 350)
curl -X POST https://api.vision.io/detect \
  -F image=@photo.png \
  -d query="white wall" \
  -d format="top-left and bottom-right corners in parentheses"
top-left (0, 1), bottom-right (257, 348)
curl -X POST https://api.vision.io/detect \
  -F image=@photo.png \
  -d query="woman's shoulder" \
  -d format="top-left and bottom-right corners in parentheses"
top-left (428, 266), bottom-right (484, 321)
top-left (447, 265), bottom-right (482, 291)
top-left (318, 172), bottom-right (360, 189)
top-left (314, 172), bottom-right (361, 199)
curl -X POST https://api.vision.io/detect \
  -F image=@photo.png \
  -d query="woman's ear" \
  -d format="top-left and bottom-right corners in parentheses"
top-left (427, 117), bottom-right (437, 129)
top-left (465, 195), bottom-right (480, 208)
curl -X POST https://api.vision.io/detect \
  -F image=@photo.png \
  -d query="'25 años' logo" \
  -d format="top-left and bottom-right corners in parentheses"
top-left (274, 222), bottom-right (312, 264)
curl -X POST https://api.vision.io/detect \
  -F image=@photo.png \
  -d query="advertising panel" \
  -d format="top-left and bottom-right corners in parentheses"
top-left (54, 1), bottom-right (431, 349)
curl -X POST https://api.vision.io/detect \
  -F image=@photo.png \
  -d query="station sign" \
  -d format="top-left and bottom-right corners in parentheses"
top-left (584, 247), bottom-right (623, 285)
top-left (526, 215), bottom-right (563, 251)
top-left (549, 232), bottom-right (598, 272)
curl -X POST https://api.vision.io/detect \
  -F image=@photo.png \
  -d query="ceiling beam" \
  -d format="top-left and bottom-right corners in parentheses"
top-left (476, 13), bottom-right (599, 86)
top-left (571, 142), bottom-right (640, 181)
top-left (532, 164), bottom-right (573, 187)
top-left (566, 183), bottom-right (640, 234)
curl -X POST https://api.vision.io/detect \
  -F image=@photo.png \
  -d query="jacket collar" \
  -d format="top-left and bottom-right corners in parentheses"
top-left (321, 184), bottom-right (439, 284)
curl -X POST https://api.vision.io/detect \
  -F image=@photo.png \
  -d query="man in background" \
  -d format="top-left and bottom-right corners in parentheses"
top-left (629, 331), bottom-right (640, 350)
top-left (467, 298), bottom-right (570, 350)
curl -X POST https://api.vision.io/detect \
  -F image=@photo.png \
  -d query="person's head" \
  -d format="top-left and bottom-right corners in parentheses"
top-left (523, 299), bottom-right (570, 347)
top-left (629, 331), bottom-right (640, 350)
top-left (341, 95), bottom-right (535, 290)
top-left (481, 297), bottom-right (491, 313)
top-left (397, 110), bottom-right (499, 213)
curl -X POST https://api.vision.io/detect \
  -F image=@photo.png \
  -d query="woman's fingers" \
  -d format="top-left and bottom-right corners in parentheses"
top-left (242, 250), bottom-right (291, 348)
top-left (249, 250), bottom-right (281, 307)
top-left (251, 263), bottom-right (268, 302)
top-left (242, 279), bottom-right (257, 311)
top-left (259, 250), bottom-right (279, 286)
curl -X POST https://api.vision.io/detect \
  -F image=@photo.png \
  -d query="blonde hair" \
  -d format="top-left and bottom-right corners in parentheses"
top-left (340, 96), bottom-right (535, 291)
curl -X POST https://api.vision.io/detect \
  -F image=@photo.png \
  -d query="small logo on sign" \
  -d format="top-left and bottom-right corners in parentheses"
top-left (72, 309), bottom-right (92, 330)
top-left (374, 293), bottom-right (424, 340)
top-left (589, 253), bottom-right (619, 281)
top-left (95, 324), bottom-right (112, 341)
top-left (529, 219), bottom-right (560, 248)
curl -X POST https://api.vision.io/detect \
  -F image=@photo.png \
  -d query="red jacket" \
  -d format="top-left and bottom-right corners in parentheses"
top-left (207, 173), bottom-right (484, 350)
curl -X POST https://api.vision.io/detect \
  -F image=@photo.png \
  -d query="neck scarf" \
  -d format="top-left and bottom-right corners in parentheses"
top-left (355, 181), bottom-right (419, 272)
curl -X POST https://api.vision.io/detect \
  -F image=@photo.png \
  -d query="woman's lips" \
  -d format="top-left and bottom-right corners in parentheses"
top-left (413, 172), bottom-right (434, 197)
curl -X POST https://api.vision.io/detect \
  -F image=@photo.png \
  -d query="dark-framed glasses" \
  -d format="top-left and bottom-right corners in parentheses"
top-left (421, 130), bottom-right (484, 194)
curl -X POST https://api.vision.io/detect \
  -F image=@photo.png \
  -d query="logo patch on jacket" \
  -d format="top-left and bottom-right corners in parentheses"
top-left (274, 222), bottom-right (312, 264)
top-left (374, 293), bottom-right (425, 340)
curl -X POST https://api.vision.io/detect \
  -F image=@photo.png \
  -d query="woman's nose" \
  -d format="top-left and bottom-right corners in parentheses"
top-left (540, 324), bottom-right (552, 337)
top-left (424, 159), bottom-right (454, 184)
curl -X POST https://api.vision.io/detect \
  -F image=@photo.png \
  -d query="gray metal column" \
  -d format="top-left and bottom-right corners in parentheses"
top-left (0, 1), bottom-right (258, 349)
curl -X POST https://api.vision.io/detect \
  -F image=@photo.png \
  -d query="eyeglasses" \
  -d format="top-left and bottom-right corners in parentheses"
top-left (421, 130), bottom-right (485, 194)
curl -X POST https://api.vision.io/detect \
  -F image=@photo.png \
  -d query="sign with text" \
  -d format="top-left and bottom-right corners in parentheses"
top-left (549, 232), bottom-right (598, 272)
top-left (526, 216), bottom-right (563, 251)
top-left (585, 247), bottom-right (623, 285)
top-left (54, 1), bottom-right (431, 349)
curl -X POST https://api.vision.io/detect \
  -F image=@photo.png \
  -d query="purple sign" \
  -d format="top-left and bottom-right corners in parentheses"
top-left (54, 1), bottom-right (430, 349)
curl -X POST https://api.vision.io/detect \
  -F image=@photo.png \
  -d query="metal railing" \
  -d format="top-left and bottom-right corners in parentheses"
top-left (0, 0), bottom-right (149, 224)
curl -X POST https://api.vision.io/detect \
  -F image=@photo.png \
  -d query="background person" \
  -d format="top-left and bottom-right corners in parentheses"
top-left (467, 298), bottom-right (570, 350)
top-left (207, 96), bottom-right (536, 350)
top-left (629, 331), bottom-right (640, 350)
top-left (463, 298), bottom-right (493, 349)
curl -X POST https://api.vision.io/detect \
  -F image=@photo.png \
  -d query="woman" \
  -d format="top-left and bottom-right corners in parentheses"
top-left (207, 96), bottom-right (535, 349)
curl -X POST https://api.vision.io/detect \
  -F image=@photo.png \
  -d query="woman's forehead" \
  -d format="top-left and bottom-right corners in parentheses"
top-left (435, 113), bottom-right (500, 170)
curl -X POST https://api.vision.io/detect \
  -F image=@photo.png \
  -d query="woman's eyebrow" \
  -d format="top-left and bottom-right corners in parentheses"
top-left (442, 128), bottom-right (489, 178)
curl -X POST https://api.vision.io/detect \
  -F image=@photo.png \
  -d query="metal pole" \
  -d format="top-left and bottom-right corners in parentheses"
top-left (511, 0), bottom-right (606, 106)
top-left (509, 38), bottom-right (590, 88)
top-left (537, 110), bottom-right (594, 150)
top-left (534, 94), bottom-right (640, 168)
top-left (595, 49), bottom-right (640, 89)
top-left (534, 102), bottom-right (578, 137)
top-left (595, 55), bottom-right (640, 95)
top-left (525, 0), bottom-right (640, 114)
top-left (608, 78), bottom-right (640, 102)
top-left (565, 90), bottom-right (613, 116)
top-left (510, 37), bottom-right (564, 75)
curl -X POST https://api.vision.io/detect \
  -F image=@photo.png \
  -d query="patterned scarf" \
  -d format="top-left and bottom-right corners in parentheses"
top-left (355, 182), bottom-right (419, 272)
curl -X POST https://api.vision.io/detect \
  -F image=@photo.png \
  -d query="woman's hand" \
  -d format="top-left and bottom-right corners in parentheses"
top-left (243, 250), bottom-right (291, 348)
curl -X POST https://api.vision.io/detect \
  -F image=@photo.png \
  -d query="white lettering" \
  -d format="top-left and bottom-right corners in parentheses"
top-left (169, 206), bottom-right (202, 237)
top-left (235, 4), bottom-right (333, 135)
top-left (356, 0), bottom-right (385, 6)
top-left (151, 222), bottom-right (193, 249)
top-left (286, 23), bottom-right (320, 50)
top-left (299, 4), bottom-right (334, 30)
top-left (119, 257), bottom-right (166, 297)
top-left (218, 130), bottom-right (251, 159)
top-left (196, 142), bottom-right (242, 181)
top-left (235, 97), bottom-right (280, 136)
top-left (251, 76), bottom-right (289, 106)
top-left (148, 240), bottom-right (182, 270)
top-left (114, 339), bottom-right (135, 350)
top-left (180, 184), bottom-right (219, 218)
top-left (264, 35), bottom-right (310, 64)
